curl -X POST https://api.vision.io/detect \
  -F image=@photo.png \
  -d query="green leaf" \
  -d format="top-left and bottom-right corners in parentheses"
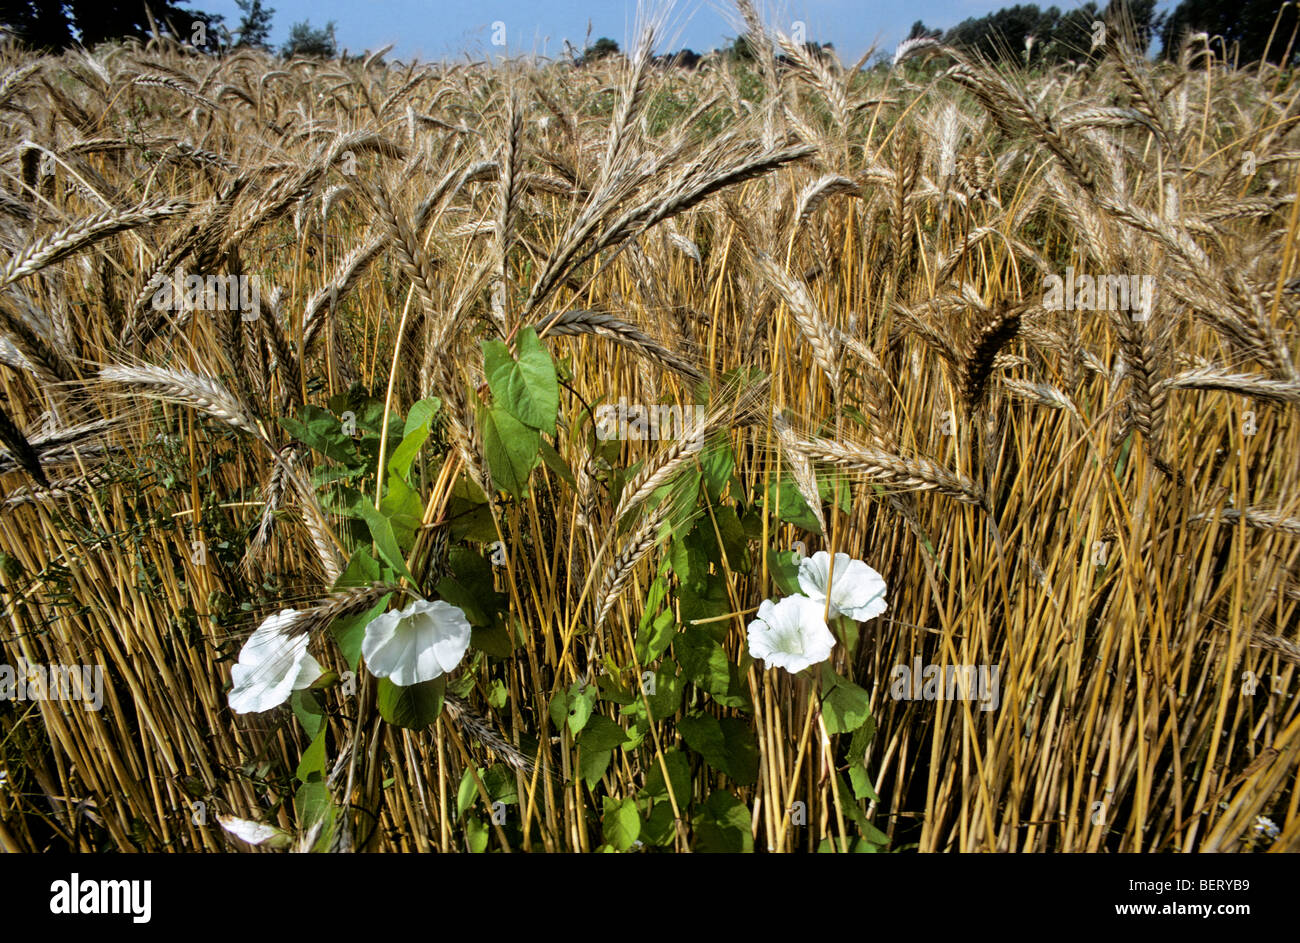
top-left (644, 667), bottom-right (684, 720)
top-left (768, 476), bottom-right (823, 534)
top-left (640, 747), bottom-right (690, 806)
top-left (739, 503), bottom-right (766, 541)
top-left (471, 621), bottom-right (514, 658)
top-left (387, 407), bottom-right (434, 480)
top-left (578, 714), bottom-right (629, 751)
top-left (548, 683), bottom-right (597, 736)
top-left (817, 472), bottom-right (852, 515)
top-left (832, 613), bottom-right (862, 661)
top-left (668, 530), bottom-right (709, 590)
top-left (678, 713), bottom-right (758, 785)
top-left (329, 592), bottom-right (390, 672)
top-left (335, 547), bottom-right (380, 589)
top-left (819, 664), bottom-right (873, 735)
top-left (547, 689), bottom-right (568, 732)
top-left (294, 780), bottom-right (335, 836)
top-left (480, 403), bottom-right (540, 498)
top-left (458, 763), bottom-right (516, 818)
top-left (482, 763), bottom-right (518, 805)
top-left (602, 797), bottom-right (641, 852)
top-left (711, 505), bottom-right (750, 573)
top-left (674, 628), bottom-right (752, 711)
top-left (694, 789), bottom-right (753, 853)
top-left (658, 468), bottom-right (703, 535)
top-left (465, 814), bottom-right (489, 853)
top-left (578, 715), bottom-right (628, 789)
top-left (539, 439), bottom-right (576, 487)
top-left (436, 548), bottom-right (504, 629)
top-left (700, 434), bottom-right (736, 502)
top-left (445, 474), bottom-right (498, 541)
top-left (677, 713), bottom-right (725, 771)
top-left (596, 671), bottom-right (636, 705)
top-left (635, 576), bottom-right (675, 663)
top-left (636, 609), bottom-right (676, 665)
top-left (376, 675), bottom-right (446, 729)
top-left (435, 576), bottom-right (489, 627)
top-left (718, 717), bottom-right (759, 785)
top-left (849, 765), bottom-right (880, 803)
top-left (457, 767), bottom-right (481, 817)
top-left (279, 405), bottom-right (356, 464)
top-left (580, 748), bottom-right (613, 789)
top-left (860, 818), bottom-right (890, 847)
top-left (483, 328), bottom-right (558, 432)
top-left (766, 549), bottom-right (803, 595)
top-left (346, 492), bottom-right (415, 582)
top-left (830, 771), bottom-right (888, 847)
top-left (679, 573), bottom-right (730, 633)
top-left (404, 397), bottom-right (441, 438)
top-left (640, 800), bottom-right (677, 846)
top-left (295, 724), bottom-right (328, 783)
top-left (379, 474), bottom-right (424, 551)
top-left (290, 689), bottom-right (326, 740)
top-left (448, 547), bottom-right (502, 602)
top-left (846, 722), bottom-right (879, 800)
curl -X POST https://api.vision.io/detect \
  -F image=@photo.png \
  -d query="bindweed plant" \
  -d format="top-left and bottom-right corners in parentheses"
top-left (217, 320), bottom-right (890, 853)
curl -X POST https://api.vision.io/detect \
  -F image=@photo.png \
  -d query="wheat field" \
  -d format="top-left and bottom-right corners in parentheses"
top-left (0, 4), bottom-right (1298, 854)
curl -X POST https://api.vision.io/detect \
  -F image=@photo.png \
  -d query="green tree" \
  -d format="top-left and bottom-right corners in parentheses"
top-left (581, 36), bottom-right (619, 63)
top-left (0, 1), bottom-right (75, 50)
top-left (1116, 0), bottom-right (1161, 52)
top-left (1, 0), bottom-right (221, 51)
top-left (723, 35), bottom-right (757, 62)
top-left (1161, 0), bottom-right (1297, 64)
top-left (282, 19), bottom-right (336, 58)
top-left (907, 20), bottom-right (941, 41)
top-left (944, 0), bottom-right (1161, 64)
top-left (234, 0), bottom-right (274, 50)
top-left (944, 4), bottom-right (1063, 63)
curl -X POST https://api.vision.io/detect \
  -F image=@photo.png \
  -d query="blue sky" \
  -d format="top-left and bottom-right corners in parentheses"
top-left (195, 0), bottom-right (1147, 64)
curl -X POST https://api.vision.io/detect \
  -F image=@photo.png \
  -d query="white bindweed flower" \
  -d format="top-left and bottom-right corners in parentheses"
top-left (362, 599), bottom-right (472, 687)
top-left (798, 551), bottom-right (888, 622)
top-left (229, 609), bottom-right (323, 714)
top-left (747, 595), bottom-right (836, 673)
top-left (1253, 815), bottom-right (1280, 841)
top-left (217, 814), bottom-right (292, 849)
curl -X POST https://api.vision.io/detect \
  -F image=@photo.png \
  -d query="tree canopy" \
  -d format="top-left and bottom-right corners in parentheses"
top-left (941, 1), bottom-right (1160, 64)
top-left (1160, 0), bottom-right (1297, 64)
top-left (233, 0), bottom-right (274, 51)
top-left (1, 0), bottom-right (222, 51)
top-left (581, 37), bottom-right (620, 64)
top-left (924, 0), bottom-right (1293, 66)
top-left (282, 19), bottom-right (337, 59)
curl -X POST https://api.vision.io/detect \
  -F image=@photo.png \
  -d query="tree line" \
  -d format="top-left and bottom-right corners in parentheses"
top-left (3, 0), bottom-right (1295, 66)
top-left (908, 0), bottom-right (1296, 65)
top-left (1, 0), bottom-right (339, 58)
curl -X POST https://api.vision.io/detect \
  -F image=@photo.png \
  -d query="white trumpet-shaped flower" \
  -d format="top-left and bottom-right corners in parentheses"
top-left (362, 599), bottom-right (472, 687)
top-left (217, 814), bottom-right (292, 849)
top-left (229, 609), bottom-right (323, 714)
top-left (798, 551), bottom-right (888, 622)
top-left (747, 595), bottom-right (836, 673)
